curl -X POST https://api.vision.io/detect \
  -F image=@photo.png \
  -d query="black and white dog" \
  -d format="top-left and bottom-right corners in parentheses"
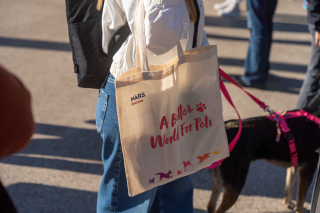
top-left (208, 93), bottom-right (320, 213)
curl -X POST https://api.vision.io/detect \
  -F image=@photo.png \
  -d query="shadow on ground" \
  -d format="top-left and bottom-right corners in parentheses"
top-left (1, 122), bottom-right (103, 174)
top-left (207, 34), bottom-right (311, 46)
top-left (220, 58), bottom-right (307, 74)
top-left (205, 13), bottom-right (308, 33)
top-left (221, 74), bottom-right (303, 94)
top-left (7, 183), bottom-right (97, 213)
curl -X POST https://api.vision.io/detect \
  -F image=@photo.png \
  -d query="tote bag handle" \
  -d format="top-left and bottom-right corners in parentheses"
top-left (134, 0), bottom-right (186, 72)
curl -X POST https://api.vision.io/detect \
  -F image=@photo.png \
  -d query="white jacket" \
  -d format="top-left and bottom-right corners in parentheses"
top-left (102, 0), bottom-right (209, 78)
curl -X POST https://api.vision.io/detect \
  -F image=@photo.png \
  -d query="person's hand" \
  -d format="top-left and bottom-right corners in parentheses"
top-left (0, 64), bottom-right (34, 159)
top-left (316, 31), bottom-right (320, 47)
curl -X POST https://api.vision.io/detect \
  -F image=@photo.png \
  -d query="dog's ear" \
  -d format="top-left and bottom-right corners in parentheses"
top-left (304, 92), bottom-right (320, 117)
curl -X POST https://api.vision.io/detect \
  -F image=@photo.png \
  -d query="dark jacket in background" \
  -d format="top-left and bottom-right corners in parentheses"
top-left (308, 0), bottom-right (320, 30)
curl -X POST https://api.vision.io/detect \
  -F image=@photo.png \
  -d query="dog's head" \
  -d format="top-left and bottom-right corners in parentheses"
top-left (303, 93), bottom-right (320, 117)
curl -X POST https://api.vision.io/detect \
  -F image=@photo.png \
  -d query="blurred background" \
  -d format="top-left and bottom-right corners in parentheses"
top-left (0, 0), bottom-right (315, 212)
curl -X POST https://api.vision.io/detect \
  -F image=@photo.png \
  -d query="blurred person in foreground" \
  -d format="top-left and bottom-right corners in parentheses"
top-left (297, 0), bottom-right (320, 109)
top-left (234, 0), bottom-right (278, 89)
top-left (0, 64), bottom-right (34, 213)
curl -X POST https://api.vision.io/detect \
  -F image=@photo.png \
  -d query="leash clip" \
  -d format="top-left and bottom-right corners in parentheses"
top-left (265, 106), bottom-right (275, 115)
top-left (274, 113), bottom-right (281, 142)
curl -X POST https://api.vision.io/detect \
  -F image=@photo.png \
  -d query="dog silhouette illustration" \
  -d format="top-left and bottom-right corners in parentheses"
top-left (148, 178), bottom-right (155, 184)
top-left (183, 160), bottom-right (193, 172)
top-left (213, 148), bottom-right (221, 155)
top-left (197, 153), bottom-right (211, 164)
top-left (177, 170), bottom-right (182, 175)
top-left (155, 170), bottom-right (173, 181)
top-left (196, 102), bottom-right (207, 112)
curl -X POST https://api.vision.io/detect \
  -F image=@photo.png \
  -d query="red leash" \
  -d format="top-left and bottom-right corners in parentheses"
top-left (206, 68), bottom-right (270, 169)
top-left (208, 68), bottom-right (320, 169)
top-left (206, 76), bottom-right (242, 169)
top-left (218, 69), bottom-right (270, 112)
top-left (206, 68), bottom-right (320, 168)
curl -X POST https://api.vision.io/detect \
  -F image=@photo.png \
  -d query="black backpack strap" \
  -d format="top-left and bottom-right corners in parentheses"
top-left (101, 22), bottom-right (131, 87)
top-left (192, 0), bottom-right (200, 48)
top-left (108, 22), bottom-right (131, 58)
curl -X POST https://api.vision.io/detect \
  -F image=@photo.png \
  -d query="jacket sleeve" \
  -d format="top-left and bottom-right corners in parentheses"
top-left (0, 65), bottom-right (34, 159)
top-left (101, 0), bottom-right (127, 54)
top-left (145, 0), bottom-right (188, 55)
top-left (308, 0), bottom-right (320, 31)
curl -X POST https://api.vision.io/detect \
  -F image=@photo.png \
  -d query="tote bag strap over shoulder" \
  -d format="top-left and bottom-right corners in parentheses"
top-left (134, 0), bottom-right (186, 72)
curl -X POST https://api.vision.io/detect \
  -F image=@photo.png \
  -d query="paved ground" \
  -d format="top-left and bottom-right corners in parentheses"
top-left (0, 0), bottom-right (316, 212)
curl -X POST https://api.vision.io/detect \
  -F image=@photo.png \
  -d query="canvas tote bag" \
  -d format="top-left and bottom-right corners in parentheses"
top-left (115, 0), bottom-right (229, 197)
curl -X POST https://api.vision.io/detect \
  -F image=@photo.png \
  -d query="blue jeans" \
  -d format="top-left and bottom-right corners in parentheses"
top-left (95, 74), bottom-right (193, 213)
top-left (296, 24), bottom-right (320, 109)
top-left (242, 0), bottom-right (278, 86)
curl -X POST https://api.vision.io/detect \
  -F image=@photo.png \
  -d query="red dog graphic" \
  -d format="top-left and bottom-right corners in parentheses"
top-left (155, 170), bottom-right (173, 181)
top-left (183, 160), bottom-right (193, 172)
top-left (197, 153), bottom-right (211, 164)
top-left (148, 178), bottom-right (155, 184)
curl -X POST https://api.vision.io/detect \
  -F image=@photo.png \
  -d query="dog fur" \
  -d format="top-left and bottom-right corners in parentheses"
top-left (208, 93), bottom-right (320, 213)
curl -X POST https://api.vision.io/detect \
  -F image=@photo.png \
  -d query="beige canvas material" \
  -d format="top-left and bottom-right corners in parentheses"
top-left (115, 0), bottom-right (229, 197)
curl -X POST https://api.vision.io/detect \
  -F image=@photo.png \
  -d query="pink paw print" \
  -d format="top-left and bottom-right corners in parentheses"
top-left (196, 103), bottom-right (207, 112)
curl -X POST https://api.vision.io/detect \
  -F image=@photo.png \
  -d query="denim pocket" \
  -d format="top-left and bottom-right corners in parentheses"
top-left (96, 89), bottom-right (109, 133)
